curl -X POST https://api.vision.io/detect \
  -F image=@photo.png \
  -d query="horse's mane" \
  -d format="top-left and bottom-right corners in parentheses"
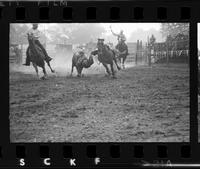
top-left (28, 35), bottom-right (43, 57)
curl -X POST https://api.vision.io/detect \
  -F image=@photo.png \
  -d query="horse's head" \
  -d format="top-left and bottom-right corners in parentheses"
top-left (27, 33), bottom-right (35, 44)
top-left (97, 41), bottom-right (103, 48)
top-left (97, 42), bottom-right (107, 55)
top-left (97, 38), bottom-right (105, 53)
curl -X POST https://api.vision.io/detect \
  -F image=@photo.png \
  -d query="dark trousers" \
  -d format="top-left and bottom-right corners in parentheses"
top-left (25, 40), bottom-right (51, 65)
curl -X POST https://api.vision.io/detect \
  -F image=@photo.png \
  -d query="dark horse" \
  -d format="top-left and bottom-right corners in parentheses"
top-left (115, 41), bottom-right (128, 69)
top-left (27, 33), bottom-right (55, 79)
top-left (71, 51), bottom-right (94, 77)
top-left (91, 40), bottom-right (121, 78)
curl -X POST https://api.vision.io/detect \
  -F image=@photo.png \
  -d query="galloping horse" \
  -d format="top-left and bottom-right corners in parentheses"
top-left (115, 41), bottom-right (128, 69)
top-left (27, 33), bottom-right (54, 79)
top-left (91, 39), bottom-right (121, 78)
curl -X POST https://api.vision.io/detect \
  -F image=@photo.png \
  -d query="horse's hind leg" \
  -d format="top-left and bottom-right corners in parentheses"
top-left (102, 63), bottom-right (111, 76)
top-left (41, 66), bottom-right (48, 80)
top-left (47, 61), bottom-right (55, 73)
top-left (122, 57), bottom-right (125, 69)
top-left (110, 63), bottom-right (116, 79)
top-left (123, 55), bottom-right (127, 69)
top-left (113, 56), bottom-right (121, 70)
top-left (33, 63), bottom-right (39, 79)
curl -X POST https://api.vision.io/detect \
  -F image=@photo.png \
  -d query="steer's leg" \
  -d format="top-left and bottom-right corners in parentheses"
top-left (79, 67), bottom-right (83, 77)
top-left (76, 67), bottom-right (82, 77)
top-left (71, 63), bottom-right (74, 77)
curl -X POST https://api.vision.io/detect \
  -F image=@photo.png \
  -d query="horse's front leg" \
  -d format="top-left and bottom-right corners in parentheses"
top-left (102, 63), bottom-right (111, 76)
top-left (32, 63), bottom-right (39, 79)
top-left (41, 66), bottom-right (48, 80)
top-left (113, 56), bottom-right (121, 70)
top-left (121, 57), bottom-right (125, 69)
top-left (110, 63), bottom-right (116, 79)
top-left (47, 61), bottom-right (55, 73)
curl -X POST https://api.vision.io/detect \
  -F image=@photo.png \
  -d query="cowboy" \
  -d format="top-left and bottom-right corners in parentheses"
top-left (110, 26), bottom-right (126, 44)
top-left (97, 38), bottom-right (110, 50)
top-left (90, 38), bottom-right (104, 65)
top-left (23, 23), bottom-right (52, 66)
top-left (97, 38), bottom-right (104, 45)
top-left (97, 38), bottom-right (112, 49)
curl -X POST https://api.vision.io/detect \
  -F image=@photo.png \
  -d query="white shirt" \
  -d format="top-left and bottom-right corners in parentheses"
top-left (27, 28), bottom-right (41, 40)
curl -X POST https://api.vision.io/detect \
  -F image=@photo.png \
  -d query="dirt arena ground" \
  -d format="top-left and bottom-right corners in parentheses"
top-left (9, 63), bottom-right (189, 142)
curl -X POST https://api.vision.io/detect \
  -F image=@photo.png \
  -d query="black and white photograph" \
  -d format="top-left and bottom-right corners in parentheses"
top-left (9, 23), bottom-right (189, 142)
top-left (198, 23), bottom-right (200, 142)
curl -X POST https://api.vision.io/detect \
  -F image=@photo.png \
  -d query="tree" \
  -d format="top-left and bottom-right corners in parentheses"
top-left (10, 24), bottom-right (30, 44)
top-left (160, 23), bottom-right (189, 38)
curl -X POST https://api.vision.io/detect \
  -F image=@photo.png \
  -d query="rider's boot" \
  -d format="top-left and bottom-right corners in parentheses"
top-left (23, 55), bottom-right (31, 66)
top-left (23, 63), bottom-right (30, 66)
top-left (23, 59), bottom-right (30, 66)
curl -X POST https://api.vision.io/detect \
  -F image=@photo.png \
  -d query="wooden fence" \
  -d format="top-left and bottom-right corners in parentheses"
top-left (152, 40), bottom-right (189, 64)
top-left (134, 39), bottom-right (189, 66)
top-left (126, 42), bottom-right (137, 63)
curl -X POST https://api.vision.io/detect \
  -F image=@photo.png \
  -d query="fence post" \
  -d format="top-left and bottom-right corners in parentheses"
top-left (136, 40), bottom-right (139, 65)
top-left (145, 42), bottom-right (148, 64)
top-left (20, 44), bottom-right (23, 65)
top-left (166, 42), bottom-right (169, 65)
top-left (140, 40), bottom-right (142, 63)
top-left (148, 44), bottom-right (151, 67)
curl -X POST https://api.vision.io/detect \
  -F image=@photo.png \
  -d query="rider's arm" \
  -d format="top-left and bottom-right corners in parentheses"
top-left (110, 29), bottom-right (119, 37)
top-left (33, 30), bottom-right (41, 40)
top-left (26, 29), bottom-right (32, 37)
top-left (123, 35), bottom-right (127, 41)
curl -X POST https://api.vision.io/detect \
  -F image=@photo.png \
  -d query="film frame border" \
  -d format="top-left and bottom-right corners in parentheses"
top-left (0, 0), bottom-right (199, 168)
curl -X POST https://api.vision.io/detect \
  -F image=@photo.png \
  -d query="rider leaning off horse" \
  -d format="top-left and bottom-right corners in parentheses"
top-left (23, 23), bottom-right (52, 66)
